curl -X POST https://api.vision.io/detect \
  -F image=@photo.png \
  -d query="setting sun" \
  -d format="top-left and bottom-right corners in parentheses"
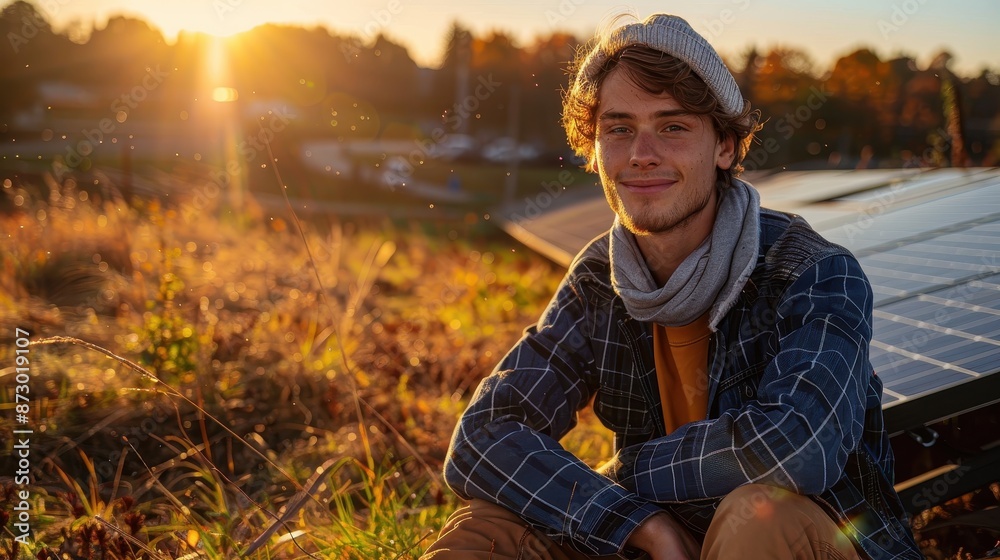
top-left (211, 87), bottom-right (239, 102)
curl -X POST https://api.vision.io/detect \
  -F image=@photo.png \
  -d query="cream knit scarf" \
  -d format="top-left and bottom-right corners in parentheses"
top-left (610, 179), bottom-right (760, 331)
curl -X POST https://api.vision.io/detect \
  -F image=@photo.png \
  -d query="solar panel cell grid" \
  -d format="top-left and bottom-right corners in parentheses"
top-left (870, 350), bottom-right (908, 371)
top-left (863, 265), bottom-right (967, 284)
top-left (908, 307), bottom-right (1000, 332)
top-left (890, 245), bottom-right (998, 263)
top-left (876, 357), bottom-right (944, 387)
top-left (872, 285), bottom-right (911, 300)
top-left (878, 251), bottom-right (997, 274)
top-left (957, 348), bottom-right (1000, 372)
top-left (894, 370), bottom-right (973, 396)
top-left (821, 182), bottom-right (1000, 253)
top-left (868, 279), bottom-right (938, 300)
top-left (872, 321), bottom-right (913, 342)
top-left (934, 275), bottom-right (1000, 294)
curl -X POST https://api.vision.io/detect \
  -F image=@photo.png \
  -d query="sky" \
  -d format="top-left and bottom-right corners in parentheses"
top-left (14, 0), bottom-right (1000, 76)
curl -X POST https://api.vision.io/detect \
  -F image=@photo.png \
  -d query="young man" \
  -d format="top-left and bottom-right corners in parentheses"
top-left (422, 14), bottom-right (922, 560)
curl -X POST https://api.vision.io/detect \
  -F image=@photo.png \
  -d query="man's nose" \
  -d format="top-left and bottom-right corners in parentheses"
top-left (629, 131), bottom-right (660, 168)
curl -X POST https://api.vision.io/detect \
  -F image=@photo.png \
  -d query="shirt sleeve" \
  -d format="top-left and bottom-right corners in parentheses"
top-left (607, 253), bottom-right (872, 502)
top-left (442, 274), bottom-right (663, 556)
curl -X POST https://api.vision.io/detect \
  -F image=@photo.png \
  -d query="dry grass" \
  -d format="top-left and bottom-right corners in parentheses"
top-left (0, 169), bottom-right (992, 558)
top-left (0, 169), bottom-right (579, 558)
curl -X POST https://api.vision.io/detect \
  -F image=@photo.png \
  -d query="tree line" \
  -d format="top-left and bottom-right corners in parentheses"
top-left (1, 0), bottom-right (998, 169)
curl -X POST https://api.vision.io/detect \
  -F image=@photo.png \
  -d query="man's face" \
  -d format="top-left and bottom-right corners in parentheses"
top-left (593, 67), bottom-right (735, 236)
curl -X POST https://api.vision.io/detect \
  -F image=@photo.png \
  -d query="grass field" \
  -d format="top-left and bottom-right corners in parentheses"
top-left (0, 167), bottom-right (995, 558)
top-left (0, 167), bottom-right (617, 558)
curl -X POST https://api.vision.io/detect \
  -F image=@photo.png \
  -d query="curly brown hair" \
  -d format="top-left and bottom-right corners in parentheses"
top-left (562, 44), bottom-right (761, 186)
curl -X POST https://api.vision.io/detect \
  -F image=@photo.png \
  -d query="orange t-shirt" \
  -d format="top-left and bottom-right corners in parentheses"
top-left (651, 313), bottom-right (711, 434)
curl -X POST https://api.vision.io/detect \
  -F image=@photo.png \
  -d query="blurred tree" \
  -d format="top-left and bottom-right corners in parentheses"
top-left (897, 68), bottom-right (945, 163)
top-left (824, 48), bottom-right (898, 156)
top-left (742, 47), bottom-right (825, 169)
top-left (76, 16), bottom-right (169, 91)
top-left (229, 24), bottom-right (332, 107)
top-left (432, 21), bottom-right (473, 132)
top-left (468, 31), bottom-right (522, 134)
top-left (961, 69), bottom-right (1000, 165)
top-left (353, 33), bottom-right (422, 116)
top-left (737, 46), bottom-right (761, 101)
top-left (521, 32), bottom-right (581, 152)
top-left (747, 47), bottom-right (816, 105)
top-left (0, 1), bottom-right (79, 119)
top-left (826, 49), bottom-right (893, 104)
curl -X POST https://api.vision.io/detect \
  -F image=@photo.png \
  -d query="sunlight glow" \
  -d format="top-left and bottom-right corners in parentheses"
top-left (205, 36), bottom-right (229, 83)
top-left (191, 35), bottom-right (246, 209)
top-left (132, 3), bottom-right (283, 39)
top-left (212, 87), bottom-right (239, 103)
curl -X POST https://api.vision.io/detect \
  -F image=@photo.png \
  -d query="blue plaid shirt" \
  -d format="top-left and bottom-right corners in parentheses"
top-left (443, 209), bottom-right (922, 559)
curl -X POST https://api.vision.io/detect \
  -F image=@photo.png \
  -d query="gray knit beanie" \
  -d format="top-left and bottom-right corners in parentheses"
top-left (577, 14), bottom-right (744, 117)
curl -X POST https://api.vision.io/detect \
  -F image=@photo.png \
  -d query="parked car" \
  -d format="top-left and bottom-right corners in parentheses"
top-left (482, 137), bottom-right (541, 163)
top-left (428, 134), bottom-right (478, 161)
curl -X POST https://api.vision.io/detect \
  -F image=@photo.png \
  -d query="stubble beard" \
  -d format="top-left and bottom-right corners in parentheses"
top-left (606, 180), bottom-right (717, 236)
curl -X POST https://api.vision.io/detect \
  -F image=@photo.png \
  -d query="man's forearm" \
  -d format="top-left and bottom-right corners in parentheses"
top-left (446, 419), bottom-right (664, 555)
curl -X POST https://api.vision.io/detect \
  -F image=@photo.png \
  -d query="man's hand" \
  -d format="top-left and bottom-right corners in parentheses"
top-left (626, 512), bottom-right (701, 560)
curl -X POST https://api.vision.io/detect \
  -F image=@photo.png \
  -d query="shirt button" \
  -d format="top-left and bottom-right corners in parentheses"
top-left (744, 385), bottom-right (755, 398)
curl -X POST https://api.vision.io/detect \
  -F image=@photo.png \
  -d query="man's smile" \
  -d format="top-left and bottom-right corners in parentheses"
top-left (619, 178), bottom-right (678, 193)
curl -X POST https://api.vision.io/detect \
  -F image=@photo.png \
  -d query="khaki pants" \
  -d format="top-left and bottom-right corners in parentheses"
top-left (421, 484), bottom-right (861, 560)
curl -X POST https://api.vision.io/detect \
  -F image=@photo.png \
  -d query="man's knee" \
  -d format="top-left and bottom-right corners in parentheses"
top-left (421, 500), bottom-right (542, 560)
top-left (714, 483), bottom-right (794, 533)
top-left (705, 484), bottom-right (859, 559)
top-left (422, 500), bottom-right (591, 560)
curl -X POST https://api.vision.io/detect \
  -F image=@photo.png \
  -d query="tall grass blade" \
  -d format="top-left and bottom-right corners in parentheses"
top-left (241, 457), bottom-right (347, 558)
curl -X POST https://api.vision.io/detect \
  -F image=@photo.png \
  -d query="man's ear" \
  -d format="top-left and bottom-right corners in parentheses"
top-left (716, 132), bottom-right (736, 171)
top-left (585, 152), bottom-right (598, 174)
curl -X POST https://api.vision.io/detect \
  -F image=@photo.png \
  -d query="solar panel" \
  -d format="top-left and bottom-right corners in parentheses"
top-left (813, 175), bottom-right (1000, 432)
top-left (832, 168), bottom-right (997, 204)
top-left (502, 168), bottom-right (1000, 434)
top-left (820, 174), bottom-right (1000, 254)
top-left (893, 370), bottom-right (974, 397)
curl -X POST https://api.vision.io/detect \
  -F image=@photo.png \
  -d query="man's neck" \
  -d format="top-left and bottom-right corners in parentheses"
top-left (634, 190), bottom-right (719, 286)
